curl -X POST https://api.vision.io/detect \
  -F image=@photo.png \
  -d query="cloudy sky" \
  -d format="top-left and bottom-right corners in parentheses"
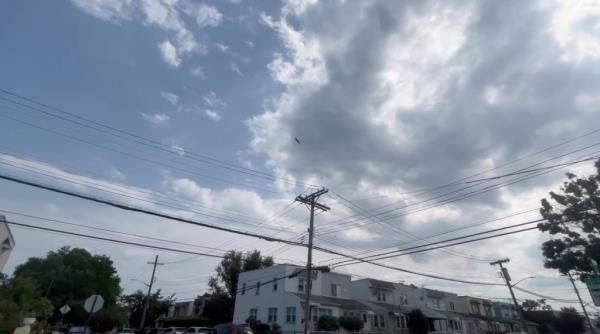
top-left (1, 0), bottom-right (600, 311)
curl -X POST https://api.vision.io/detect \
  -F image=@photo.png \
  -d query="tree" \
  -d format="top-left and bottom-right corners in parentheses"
top-left (407, 309), bottom-right (429, 334)
top-left (208, 250), bottom-right (273, 299)
top-left (120, 290), bottom-right (173, 329)
top-left (538, 160), bottom-right (600, 279)
top-left (521, 299), bottom-right (553, 312)
top-left (338, 315), bottom-right (363, 332)
top-left (0, 276), bottom-right (54, 331)
top-left (13, 247), bottom-right (121, 309)
top-left (556, 307), bottom-right (584, 334)
top-left (317, 315), bottom-right (339, 331)
top-left (204, 250), bottom-right (273, 324)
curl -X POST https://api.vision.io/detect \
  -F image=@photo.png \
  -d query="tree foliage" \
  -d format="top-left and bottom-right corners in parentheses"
top-left (0, 276), bottom-right (53, 330)
top-left (203, 250), bottom-right (273, 324)
top-left (407, 309), bottom-right (429, 334)
top-left (338, 315), bottom-right (363, 331)
top-left (120, 289), bottom-right (173, 329)
top-left (13, 247), bottom-right (121, 307)
top-left (539, 160), bottom-right (600, 278)
top-left (521, 299), bottom-right (553, 312)
top-left (556, 307), bottom-right (585, 334)
top-left (317, 315), bottom-right (339, 331)
top-left (208, 250), bottom-right (273, 299)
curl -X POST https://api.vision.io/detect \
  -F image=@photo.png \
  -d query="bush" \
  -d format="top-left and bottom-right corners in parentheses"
top-left (318, 315), bottom-right (339, 331)
top-left (407, 310), bottom-right (428, 334)
top-left (338, 316), bottom-right (363, 332)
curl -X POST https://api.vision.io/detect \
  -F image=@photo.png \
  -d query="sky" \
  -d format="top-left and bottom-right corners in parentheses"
top-left (1, 0), bottom-right (600, 313)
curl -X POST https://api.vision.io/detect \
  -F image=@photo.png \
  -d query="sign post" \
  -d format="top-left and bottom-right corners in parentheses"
top-left (59, 305), bottom-right (71, 324)
top-left (83, 295), bottom-right (104, 334)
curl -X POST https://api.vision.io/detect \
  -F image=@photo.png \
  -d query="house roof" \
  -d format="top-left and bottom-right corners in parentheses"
top-left (368, 279), bottom-right (395, 290)
top-left (292, 293), bottom-right (372, 311)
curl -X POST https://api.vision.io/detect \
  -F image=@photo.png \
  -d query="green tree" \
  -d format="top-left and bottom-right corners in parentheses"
top-left (317, 315), bottom-right (339, 331)
top-left (338, 315), bottom-right (363, 331)
top-left (13, 247), bottom-right (121, 308)
top-left (407, 309), bottom-right (429, 334)
top-left (556, 307), bottom-right (584, 334)
top-left (204, 250), bottom-right (273, 324)
top-left (521, 299), bottom-right (553, 312)
top-left (120, 290), bottom-right (173, 329)
top-left (539, 160), bottom-right (600, 279)
top-left (0, 276), bottom-right (53, 331)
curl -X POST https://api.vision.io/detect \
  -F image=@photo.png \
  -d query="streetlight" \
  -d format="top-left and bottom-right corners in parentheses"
top-left (511, 276), bottom-right (536, 288)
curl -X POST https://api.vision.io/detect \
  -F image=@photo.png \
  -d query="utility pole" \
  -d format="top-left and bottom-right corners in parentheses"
top-left (140, 255), bottom-right (163, 331)
top-left (296, 188), bottom-right (330, 334)
top-left (567, 272), bottom-right (595, 333)
top-left (490, 259), bottom-right (528, 333)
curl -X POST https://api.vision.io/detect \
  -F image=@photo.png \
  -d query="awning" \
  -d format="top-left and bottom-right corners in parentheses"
top-left (420, 308), bottom-right (447, 319)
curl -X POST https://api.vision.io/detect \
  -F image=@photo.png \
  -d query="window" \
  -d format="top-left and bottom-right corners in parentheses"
top-left (242, 283), bottom-right (246, 295)
top-left (273, 280), bottom-right (278, 292)
top-left (331, 284), bottom-right (339, 297)
top-left (249, 308), bottom-right (257, 319)
top-left (470, 302), bottom-right (480, 314)
top-left (395, 315), bottom-right (408, 329)
top-left (268, 308), bottom-right (278, 323)
top-left (374, 315), bottom-right (385, 328)
top-left (399, 293), bottom-right (408, 305)
top-left (363, 314), bottom-right (367, 324)
top-left (374, 290), bottom-right (386, 302)
top-left (449, 301), bottom-right (455, 311)
top-left (286, 307), bottom-right (296, 323)
top-left (298, 278), bottom-right (305, 292)
top-left (484, 304), bottom-right (493, 316)
top-left (256, 282), bottom-right (261, 295)
top-left (430, 298), bottom-right (441, 309)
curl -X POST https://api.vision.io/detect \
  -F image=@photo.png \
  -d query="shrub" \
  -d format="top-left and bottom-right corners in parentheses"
top-left (338, 316), bottom-right (363, 332)
top-left (407, 310), bottom-right (428, 334)
top-left (318, 315), bottom-right (339, 331)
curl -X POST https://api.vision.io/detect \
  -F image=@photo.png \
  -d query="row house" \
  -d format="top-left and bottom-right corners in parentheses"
top-left (232, 264), bottom-right (538, 334)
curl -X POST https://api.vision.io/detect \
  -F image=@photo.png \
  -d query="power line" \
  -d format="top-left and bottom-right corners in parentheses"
top-left (0, 172), bottom-right (509, 286)
top-left (331, 220), bottom-right (543, 267)
top-left (0, 89), bottom-right (320, 189)
top-left (6, 219), bottom-right (226, 258)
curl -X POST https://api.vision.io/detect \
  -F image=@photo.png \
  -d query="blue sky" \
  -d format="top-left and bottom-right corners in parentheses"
top-left (1, 0), bottom-right (600, 310)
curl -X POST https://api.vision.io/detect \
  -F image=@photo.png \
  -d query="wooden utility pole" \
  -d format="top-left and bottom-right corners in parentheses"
top-left (567, 272), bottom-right (595, 333)
top-left (296, 188), bottom-right (329, 334)
top-left (140, 255), bottom-right (163, 331)
top-left (490, 259), bottom-right (528, 333)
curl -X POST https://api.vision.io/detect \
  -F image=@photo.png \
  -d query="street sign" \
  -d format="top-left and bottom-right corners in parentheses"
top-left (84, 295), bottom-right (104, 313)
top-left (59, 305), bottom-right (71, 315)
top-left (585, 276), bottom-right (600, 306)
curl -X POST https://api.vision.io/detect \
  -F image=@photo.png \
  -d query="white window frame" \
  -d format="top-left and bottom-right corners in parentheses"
top-left (286, 307), bottom-right (296, 324)
top-left (268, 307), bottom-right (278, 323)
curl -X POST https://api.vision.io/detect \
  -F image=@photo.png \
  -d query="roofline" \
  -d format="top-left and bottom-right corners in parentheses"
top-left (0, 215), bottom-right (15, 246)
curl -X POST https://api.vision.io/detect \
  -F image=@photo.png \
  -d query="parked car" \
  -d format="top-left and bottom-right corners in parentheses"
top-left (187, 327), bottom-right (213, 334)
top-left (68, 326), bottom-right (90, 334)
top-left (117, 328), bottom-right (135, 334)
top-left (214, 324), bottom-right (253, 334)
top-left (163, 327), bottom-right (187, 334)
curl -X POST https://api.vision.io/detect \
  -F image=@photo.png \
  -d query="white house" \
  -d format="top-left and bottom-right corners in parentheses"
top-left (233, 264), bottom-right (372, 333)
top-left (0, 215), bottom-right (15, 273)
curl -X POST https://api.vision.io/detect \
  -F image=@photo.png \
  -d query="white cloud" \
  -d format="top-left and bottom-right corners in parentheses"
top-left (109, 166), bottom-right (125, 180)
top-left (160, 91), bottom-right (179, 105)
top-left (70, 0), bottom-right (134, 23)
top-left (158, 40), bottom-right (181, 67)
top-left (184, 3), bottom-right (223, 28)
top-left (204, 109), bottom-right (223, 122)
top-left (216, 43), bottom-right (229, 53)
top-left (245, 40), bottom-right (254, 48)
top-left (551, 0), bottom-right (600, 62)
top-left (141, 112), bottom-right (171, 125)
top-left (229, 63), bottom-right (244, 76)
top-left (202, 91), bottom-right (226, 109)
top-left (72, 0), bottom-right (207, 68)
top-left (190, 66), bottom-right (207, 79)
top-left (171, 143), bottom-right (185, 156)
